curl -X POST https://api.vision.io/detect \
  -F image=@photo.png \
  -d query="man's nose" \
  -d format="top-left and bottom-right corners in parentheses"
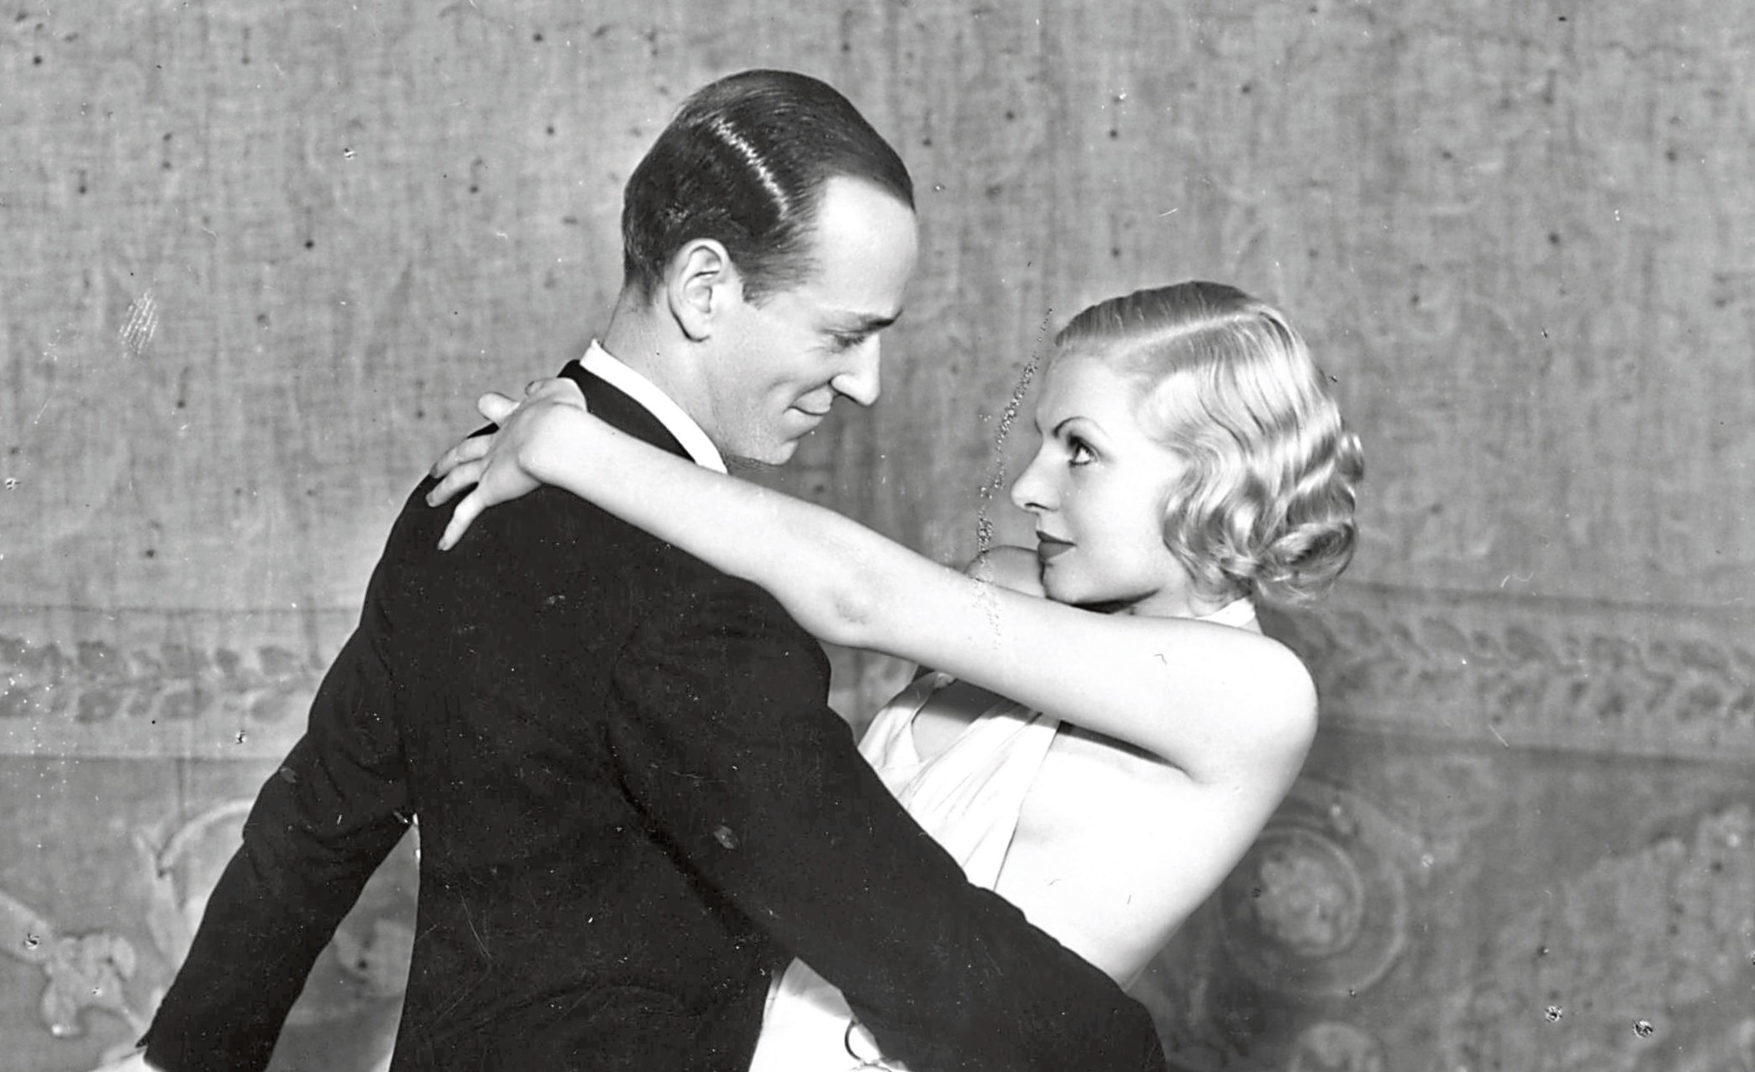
top-left (830, 338), bottom-right (882, 407)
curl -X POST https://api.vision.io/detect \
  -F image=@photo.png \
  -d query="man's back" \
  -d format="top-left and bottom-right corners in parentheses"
top-left (143, 377), bottom-right (830, 1068)
top-left (378, 436), bottom-right (796, 1067)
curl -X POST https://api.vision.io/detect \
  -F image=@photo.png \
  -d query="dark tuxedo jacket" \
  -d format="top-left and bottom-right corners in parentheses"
top-left (141, 363), bottom-right (1169, 1072)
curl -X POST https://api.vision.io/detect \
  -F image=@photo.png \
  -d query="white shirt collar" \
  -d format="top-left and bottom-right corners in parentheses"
top-left (580, 341), bottom-right (727, 475)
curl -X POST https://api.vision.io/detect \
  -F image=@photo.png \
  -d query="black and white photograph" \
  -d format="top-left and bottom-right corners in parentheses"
top-left (2, 4), bottom-right (1750, 1070)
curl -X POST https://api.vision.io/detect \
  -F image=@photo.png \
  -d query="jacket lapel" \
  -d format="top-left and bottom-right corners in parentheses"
top-left (557, 360), bottom-right (694, 462)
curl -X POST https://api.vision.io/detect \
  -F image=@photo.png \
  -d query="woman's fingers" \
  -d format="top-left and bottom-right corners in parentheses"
top-left (427, 378), bottom-right (579, 549)
top-left (477, 391), bottom-right (519, 422)
top-left (426, 458), bottom-right (484, 507)
top-left (429, 433), bottom-right (489, 480)
top-left (437, 489), bottom-right (487, 552)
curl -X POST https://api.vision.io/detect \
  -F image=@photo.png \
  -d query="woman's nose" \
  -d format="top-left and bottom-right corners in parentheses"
top-left (1010, 455), bottom-right (1050, 513)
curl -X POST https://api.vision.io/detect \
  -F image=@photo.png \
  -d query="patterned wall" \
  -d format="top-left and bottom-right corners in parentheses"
top-left (3, 2), bottom-right (1752, 1070)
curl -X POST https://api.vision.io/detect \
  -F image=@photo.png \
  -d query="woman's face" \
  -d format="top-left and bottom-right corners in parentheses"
top-left (1009, 349), bottom-right (1202, 617)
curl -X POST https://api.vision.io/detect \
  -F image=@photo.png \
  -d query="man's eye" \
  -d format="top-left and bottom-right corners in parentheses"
top-left (829, 332), bottom-right (865, 352)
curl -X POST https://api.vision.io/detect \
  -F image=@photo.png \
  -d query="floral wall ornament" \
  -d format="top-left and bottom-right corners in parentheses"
top-left (1369, 752), bottom-right (1502, 869)
top-left (1244, 828), bottom-right (1366, 959)
top-left (0, 885), bottom-right (147, 1042)
top-left (1215, 780), bottom-right (1414, 1002)
top-left (0, 790), bottom-right (419, 1068)
top-left (1285, 1020), bottom-right (1387, 1072)
top-left (134, 799), bottom-right (259, 974)
top-left (131, 797), bottom-right (418, 1018)
top-left (124, 797), bottom-right (417, 1064)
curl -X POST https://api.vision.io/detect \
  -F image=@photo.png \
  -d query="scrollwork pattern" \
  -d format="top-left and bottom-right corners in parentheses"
top-left (1270, 587), bottom-right (1755, 761)
top-left (0, 626), bottom-right (327, 757)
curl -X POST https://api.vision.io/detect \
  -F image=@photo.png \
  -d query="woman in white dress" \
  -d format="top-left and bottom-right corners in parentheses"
top-left (428, 280), bottom-right (1364, 1070)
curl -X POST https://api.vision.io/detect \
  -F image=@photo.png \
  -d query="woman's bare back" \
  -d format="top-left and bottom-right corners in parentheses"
top-left (999, 722), bottom-right (1267, 982)
top-left (910, 607), bottom-right (1292, 984)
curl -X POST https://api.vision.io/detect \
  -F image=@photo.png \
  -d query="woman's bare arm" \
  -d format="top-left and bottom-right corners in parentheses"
top-left (429, 382), bottom-right (1315, 786)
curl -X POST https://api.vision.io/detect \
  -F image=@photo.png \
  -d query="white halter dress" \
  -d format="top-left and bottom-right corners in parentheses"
top-left (746, 668), bottom-right (1058, 1072)
top-left (746, 599), bottom-right (1258, 1071)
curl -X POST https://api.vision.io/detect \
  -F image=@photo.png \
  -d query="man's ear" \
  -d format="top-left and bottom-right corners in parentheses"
top-left (664, 239), bottom-right (740, 342)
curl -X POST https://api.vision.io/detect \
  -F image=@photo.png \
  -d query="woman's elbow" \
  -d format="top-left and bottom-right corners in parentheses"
top-left (815, 585), bottom-right (877, 648)
top-left (801, 550), bottom-right (888, 650)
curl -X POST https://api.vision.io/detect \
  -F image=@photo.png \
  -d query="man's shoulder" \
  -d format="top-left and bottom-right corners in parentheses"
top-left (385, 473), bottom-right (819, 651)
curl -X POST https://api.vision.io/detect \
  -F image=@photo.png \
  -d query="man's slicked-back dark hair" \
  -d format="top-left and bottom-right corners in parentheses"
top-left (621, 69), bottom-right (915, 305)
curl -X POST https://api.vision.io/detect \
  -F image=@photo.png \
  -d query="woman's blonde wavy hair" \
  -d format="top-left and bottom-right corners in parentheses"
top-left (1054, 282), bottom-right (1364, 606)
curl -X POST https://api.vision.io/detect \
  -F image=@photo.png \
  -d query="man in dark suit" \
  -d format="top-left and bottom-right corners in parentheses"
top-left (134, 70), bottom-right (1170, 1072)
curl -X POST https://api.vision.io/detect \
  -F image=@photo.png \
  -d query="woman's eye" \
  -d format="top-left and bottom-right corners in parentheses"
top-left (1068, 439), bottom-right (1095, 465)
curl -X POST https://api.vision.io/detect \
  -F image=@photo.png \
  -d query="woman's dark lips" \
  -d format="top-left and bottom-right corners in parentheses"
top-left (1036, 536), bottom-right (1073, 561)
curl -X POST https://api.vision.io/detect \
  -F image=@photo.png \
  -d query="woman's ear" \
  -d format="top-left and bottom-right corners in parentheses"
top-left (664, 239), bottom-right (739, 342)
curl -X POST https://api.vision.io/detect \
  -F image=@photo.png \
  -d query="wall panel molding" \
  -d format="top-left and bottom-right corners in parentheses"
top-left (7, 586), bottom-right (1751, 763)
top-left (1273, 584), bottom-right (1755, 763)
top-left (0, 605), bottom-right (351, 759)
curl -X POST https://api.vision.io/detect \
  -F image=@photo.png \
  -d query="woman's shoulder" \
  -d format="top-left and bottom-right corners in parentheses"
top-left (1126, 610), bottom-right (1319, 758)
top-left (1181, 611), bottom-right (1315, 710)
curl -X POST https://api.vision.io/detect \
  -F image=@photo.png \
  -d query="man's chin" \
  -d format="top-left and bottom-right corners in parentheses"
top-left (724, 441), bottom-right (797, 473)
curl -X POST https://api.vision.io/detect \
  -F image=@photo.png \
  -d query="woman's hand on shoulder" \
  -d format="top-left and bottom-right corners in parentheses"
top-left (963, 545), bottom-right (1046, 598)
top-left (425, 376), bottom-right (591, 550)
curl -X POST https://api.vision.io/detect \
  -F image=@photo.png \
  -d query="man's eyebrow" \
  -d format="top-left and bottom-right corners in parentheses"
top-left (829, 309), bottom-right (902, 333)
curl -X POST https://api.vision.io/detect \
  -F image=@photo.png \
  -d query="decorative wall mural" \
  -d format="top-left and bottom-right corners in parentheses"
top-left (0, 609), bottom-right (345, 759)
top-left (1268, 587), bottom-right (1755, 762)
top-left (5, 590), bottom-right (1748, 1071)
top-left (1216, 782), bottom-right (1411, 1003)
top-left (133, 799), bottom-right (417, 1054)
top-left (0, 633), bottom-right (317, 729)
top-left (1284, 1021), bottom-right (1386, 1072)
top-left (1128, 746), bottom-right (1753, 1072)
top-left (1130, 777), bottom-right (1418, 1071)
top-left (134, 800), bottom-right (259, 978)
top-left (1440, 804), bottom-right (1755, 1072)
top-left (2, 792), bottom-right (414, 1071)
top-left (1368, 752), bottom-right (1502, 868)
top-left (8, 586), bottom-right (1750, 764)
top-left (0, 886), bottom-right (144, 1053)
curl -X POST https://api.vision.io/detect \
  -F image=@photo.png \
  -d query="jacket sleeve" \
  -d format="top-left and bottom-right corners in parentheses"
top-left (608, 576), bottom-right (1168, 1072)
top-left (139, 607), bottom-right (413, 1072)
